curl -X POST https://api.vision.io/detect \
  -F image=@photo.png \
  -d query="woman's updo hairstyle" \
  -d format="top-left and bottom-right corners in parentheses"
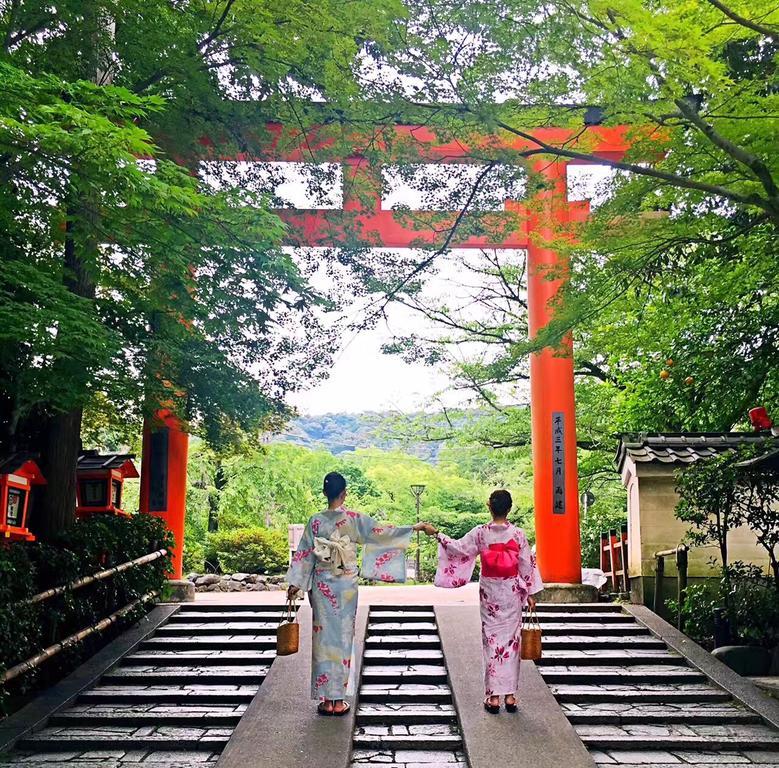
top-left (489, 489), bottom-right (512, 518)
top-left (323, 471), bottom-right (347, 503)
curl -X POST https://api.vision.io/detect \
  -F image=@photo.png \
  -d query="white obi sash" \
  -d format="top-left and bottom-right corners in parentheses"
top-left (313, 532), bottom-right (357, 574)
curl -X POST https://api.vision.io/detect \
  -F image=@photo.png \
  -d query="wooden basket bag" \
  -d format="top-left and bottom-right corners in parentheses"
top-left (520, 604), bottom-right (542, 661)
top-left (276, 597), bottom-right (300, 656)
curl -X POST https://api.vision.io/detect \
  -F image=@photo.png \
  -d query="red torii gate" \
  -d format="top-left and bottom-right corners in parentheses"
top-left (140, 124), bottom-right (631, 585)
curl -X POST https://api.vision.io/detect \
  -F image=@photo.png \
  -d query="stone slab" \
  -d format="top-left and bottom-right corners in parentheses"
top-left (537, 584), bottom-right (600, 603)
top-left (163, 579), bottom-right (196, 603)
top-left (0, 605), bottom-right (179, 754)
top-left (215, 604), bottom-right (369, 768)
top-left (435, 605), bottom-right (595, 768)
top-left (625, 605), bottom-right (779, 729)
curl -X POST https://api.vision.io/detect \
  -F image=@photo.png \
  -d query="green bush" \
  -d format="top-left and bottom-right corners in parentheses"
top-left (0, 514), bottom-right (171, 713)
top-left (673, 563), bottom-right (779, 650)
top-left (207, 527), bottom-right (288, 574)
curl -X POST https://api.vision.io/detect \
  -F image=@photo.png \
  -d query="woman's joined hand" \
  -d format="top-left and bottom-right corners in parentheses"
top-left (413, 522), bottom-right (438, 536)
top-left (287, 585), bottom-right (300, 600)
top-left (527, 596), bottom-right (537, 610)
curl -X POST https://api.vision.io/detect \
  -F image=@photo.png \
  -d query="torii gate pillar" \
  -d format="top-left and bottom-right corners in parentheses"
top-left (526, 158), bottom-right (583, 584)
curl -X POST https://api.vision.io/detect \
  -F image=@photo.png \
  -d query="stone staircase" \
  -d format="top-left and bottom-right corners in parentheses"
top-left (1, 604), bottom-right (285, 768)
top-left (535, 603), bottom-right (779, 768)
top-left (351, 605), bottom-right (467, 767)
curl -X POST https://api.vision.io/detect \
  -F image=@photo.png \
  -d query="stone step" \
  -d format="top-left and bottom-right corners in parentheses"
top-left (542, 636), bottom-right (667, 650)
top-left (49, 707), bottom-right (243, 727)
top-left (169, 611), bottom-right (285, 622)
top-left (350, 749), bottom-right (467, 767)
top-left (536, 603), bottom-right (624, 613)
top-left (536, 623), bottom-right (649, 636)
top-left (365, 635), bottom-right (441, 649)
top-left (140, 636), bottom-right (276, 650)
top-left (123, 651), bottom-right (274, 666)
top-left (356, 703), bottom-right (457, 724)
top-left (361, 666), bottom-right (448, 684)
top-left (175, 603), bottom-right (285, 612)
top-left (367, 622), bottom-right (439, 635)
top-left (540, 666), bottom-right (704, 685)
top-left (369, 611), bottom-right (436, 623)
top-left (156, 623), bottom-right (278, 635)
top-left (352, 733), bottom-right (462, 750)
top-left (79, 686), bottom-right (258, 705)
top-left (538, 650), bottom-right (682, 666)
top-left (359, 685), bottom-right (453, 704)
top-left (577, 723), bottom-right (779, 742)
top-left (0, 754), bottom-right (221, 768)
top-left (533, 613), bottom-right (634, 623)
top-left (581, 735), bottom-right (779, 752)
top-left (17, 727), bottom-right (230, 752)
top-left (551, 684), bottom-right (732, 704)
top-left (591, 759), bottom-right (778, 768)
top-left (363, 649), bottom-right (444, 664)
top-left (562, 700), bottom-right (761, 725)
top-left (103, 666), bottom-right (268, 685)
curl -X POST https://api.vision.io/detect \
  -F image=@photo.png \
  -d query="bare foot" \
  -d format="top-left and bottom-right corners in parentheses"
top-left (505, 694), bottom-right (517, 710)
top-left (317, 700), bottom-right (334, 715)
top-left (332, 700), bottom-right (351, 716)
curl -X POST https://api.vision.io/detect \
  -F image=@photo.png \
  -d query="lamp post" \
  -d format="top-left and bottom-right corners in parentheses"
top-left (410, 484), bottom-right (426, 581)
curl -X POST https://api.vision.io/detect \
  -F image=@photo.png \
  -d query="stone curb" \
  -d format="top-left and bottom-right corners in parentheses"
top-left (625, 603), bottom-right (779, 729)
top-left (0, 603), bottom-right (179, 754)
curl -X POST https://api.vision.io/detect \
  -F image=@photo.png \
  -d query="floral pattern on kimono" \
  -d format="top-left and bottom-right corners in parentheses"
top-left (287, 508), bottom-right (413, 699)
top-left (435, 522), bottom-right (543, 696)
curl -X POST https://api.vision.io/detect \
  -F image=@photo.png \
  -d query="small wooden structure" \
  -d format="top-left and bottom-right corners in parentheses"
top-left (76, 450), bottom-right (139, 518)
top-left (600, 524), bottom-right (629, 593)
top-left (0, 454), bottom-right (46, 541)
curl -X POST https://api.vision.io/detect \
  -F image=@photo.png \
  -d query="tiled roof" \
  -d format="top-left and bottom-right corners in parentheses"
top-left (77, 450), bottom-right (137, 471)
top-left (615, 432), bottom-right (775, 473)
top-left (0, 452), bottom-right (40, 476)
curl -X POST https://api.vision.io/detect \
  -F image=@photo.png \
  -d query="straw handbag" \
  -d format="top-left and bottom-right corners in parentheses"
top-left (521, 604), bottom-right (542, 661)
top-left (276, 598), bottom-right (300, 656)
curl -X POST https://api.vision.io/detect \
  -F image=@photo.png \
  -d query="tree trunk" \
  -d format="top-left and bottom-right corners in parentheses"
top-left (30, 409), bottom-right (83, 540)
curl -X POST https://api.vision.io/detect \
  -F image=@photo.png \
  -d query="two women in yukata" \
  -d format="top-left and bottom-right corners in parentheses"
top-left (287, 476), bottom-right (543, 717)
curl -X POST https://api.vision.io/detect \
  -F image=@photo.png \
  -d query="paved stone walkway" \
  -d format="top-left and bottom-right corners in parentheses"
top-left (351, 606), bottom-right (468, 768)
top-left (536, 604), bottom-right (779, 768)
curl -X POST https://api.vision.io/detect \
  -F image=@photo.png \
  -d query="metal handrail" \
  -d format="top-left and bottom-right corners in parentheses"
top-left (22, 548), bottom-right (168, 605)
top-left (653, 544), bottom-right (689, 628)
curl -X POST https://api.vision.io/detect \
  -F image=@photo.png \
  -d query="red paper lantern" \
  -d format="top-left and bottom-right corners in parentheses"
top-left (748, 407), bottom-right (773, 432)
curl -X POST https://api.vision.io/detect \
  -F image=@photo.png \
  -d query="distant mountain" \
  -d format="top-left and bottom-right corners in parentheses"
top-left (272, 412), bottom-right (443, 461)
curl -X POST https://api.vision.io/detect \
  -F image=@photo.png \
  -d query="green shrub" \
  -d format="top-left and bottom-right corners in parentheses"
top-left (207, 527), bottom-right (288, 574)
top-left (673, 563), bottom-right (779, 650)
top-left (0, 514), bottom-right (171, 714)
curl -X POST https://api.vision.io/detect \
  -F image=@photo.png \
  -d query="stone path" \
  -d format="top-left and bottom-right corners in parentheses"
top-left (0, 604), bottom-right (285, 767)
top-left (536, 603), bottom-right (779, 768)
top-left (351, 606), bottom-right (468, 768)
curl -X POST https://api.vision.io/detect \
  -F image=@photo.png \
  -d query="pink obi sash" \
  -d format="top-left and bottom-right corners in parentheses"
top-left (480, 539), bottom-right (519, 578)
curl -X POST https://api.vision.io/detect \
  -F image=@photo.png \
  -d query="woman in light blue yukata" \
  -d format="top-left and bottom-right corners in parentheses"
top-left (287, 471), bottom-right (425, 716)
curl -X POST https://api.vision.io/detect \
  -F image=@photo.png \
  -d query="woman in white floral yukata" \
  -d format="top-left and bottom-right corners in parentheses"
top-left (287, 472), bottom-right (427, 716)
top-left (419, 489), bottom-right (543, 714)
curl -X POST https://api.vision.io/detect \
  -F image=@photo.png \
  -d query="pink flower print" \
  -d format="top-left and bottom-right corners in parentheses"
top-left (486, 602), bottom-right (500, 619)
top-left (311, 519), bottom-right (321, 536)
top-left (493, 645), bottom-right (510, 664)
top-left (486, 633), bottom-right (497, 647)
top-left (335, 517), bottom-right (349, 528)
top-left (316, 581), bottom-right (339, 609)
top-left (315, 673), bottom-right (329, 689)
top-left (292, 547), bottom-right (313, 563)
top-left (486, 665), bottom-right (496, 682)
top-left (510, 635), bottom-right (520, 653)
top-left (312, 624), bottom-right (323, 633)
top-left (379, 572), bottom-right (396, 582)
top-left (374, 551), bottom-right (397, 568)
top-left (452, 578), bottom-right (466, 587)
top-left (479, 586), bottom-right (487, 601)
top-left (371, 526), bottom-right (384, 535)
top-left (342, 658), bottom-right (351, 668)
top-left (459, 555), bottom-right (470, 564)
top-left (345, 509), bottom-right (360, 519)
top-left (444, 563), bottom-right (457, 576)
top-left (530, 552), bottom-right (537, 569)
top-left (511, 579), bottom-right (523, 594)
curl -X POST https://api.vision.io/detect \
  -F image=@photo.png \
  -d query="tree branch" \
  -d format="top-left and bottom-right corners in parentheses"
top-left (704, 0), bottom-right (779, 41)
